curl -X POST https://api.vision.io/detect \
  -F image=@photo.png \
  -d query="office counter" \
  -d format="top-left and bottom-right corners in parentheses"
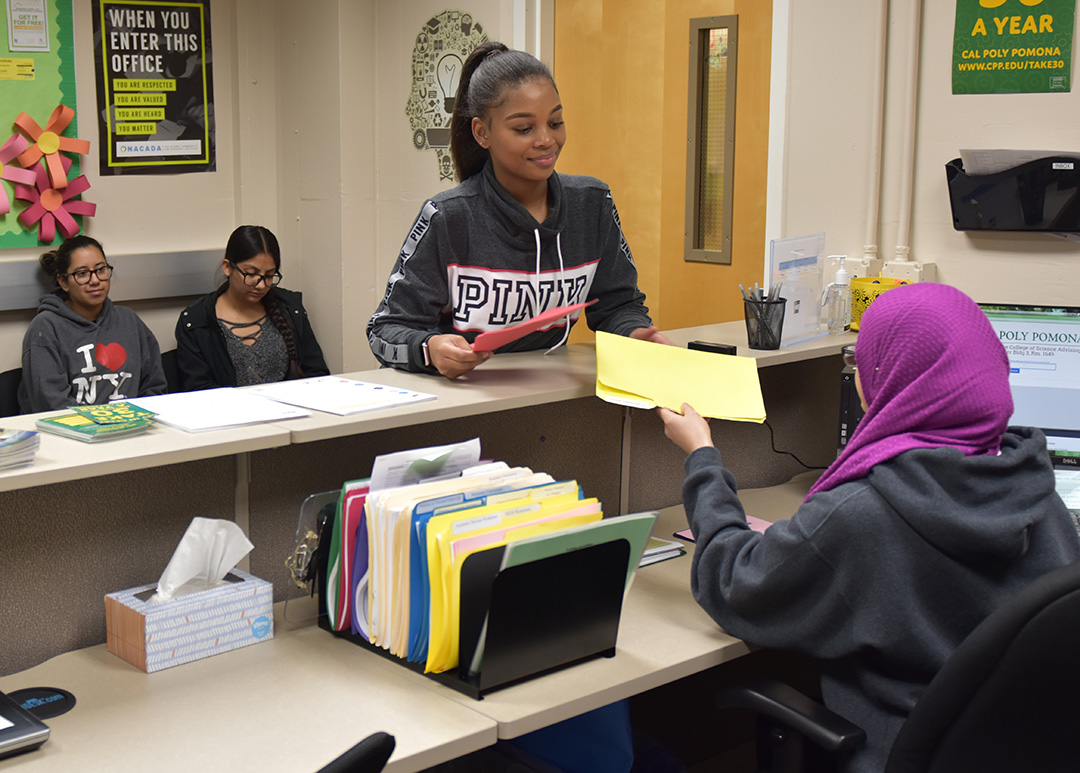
top-left (0, 475), bottom-right (817, 771)
top-left (0, 605), bottom-right (497, 773)
top-left (0, 412), bottom-right (290, 493)
top-left (0, 328), bottom-right (853, 677)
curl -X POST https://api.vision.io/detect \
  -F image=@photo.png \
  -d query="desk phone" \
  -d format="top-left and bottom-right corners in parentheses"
top-left (0, 691), bottom-right (49, 759)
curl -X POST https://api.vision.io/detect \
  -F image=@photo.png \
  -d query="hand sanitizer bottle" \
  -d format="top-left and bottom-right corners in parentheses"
top-left (821, 267), bottom-right (852, 335)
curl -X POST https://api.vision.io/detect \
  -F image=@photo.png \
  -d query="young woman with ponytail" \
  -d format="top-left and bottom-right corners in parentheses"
top-left (19, 235), bottom-right (168, 412)
top-left (174, 225), bottom-right (329, 391)
top-left (368, 42), bottom-right (670, 379)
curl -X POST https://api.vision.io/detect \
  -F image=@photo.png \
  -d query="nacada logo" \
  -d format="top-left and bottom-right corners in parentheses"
top-left (120, 143), bottom-right (163, 153)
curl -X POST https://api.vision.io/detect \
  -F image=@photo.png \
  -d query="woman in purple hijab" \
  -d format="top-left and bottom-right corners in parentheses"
top-left (658, 283), bottom-right (1080, 773)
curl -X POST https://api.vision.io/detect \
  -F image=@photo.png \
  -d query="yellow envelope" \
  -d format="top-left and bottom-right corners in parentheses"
top-left (595, 331), bottom-right (766, 422)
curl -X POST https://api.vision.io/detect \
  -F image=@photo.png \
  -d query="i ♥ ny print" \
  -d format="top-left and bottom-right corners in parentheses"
top-left (96, 342), bottom-right (127, 370)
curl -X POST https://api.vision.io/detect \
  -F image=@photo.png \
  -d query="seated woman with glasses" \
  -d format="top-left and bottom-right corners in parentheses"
top-left (19, 234), bottom-right (168, 413)
top-left (174, 225), bottom-right (329, 391)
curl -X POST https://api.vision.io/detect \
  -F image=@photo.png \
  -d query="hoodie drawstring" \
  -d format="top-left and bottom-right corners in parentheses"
top-left (542, 231), bottom-right (571, 355)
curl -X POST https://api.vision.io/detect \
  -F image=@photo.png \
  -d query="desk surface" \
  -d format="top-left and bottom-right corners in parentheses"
top-left (0, 411), bottom-right (290, 493)
top-left (354, 473), bottom-right (816, 740)
top-left (0, 329), bottom-right (852, 490)
top-left (0, 605), bottom-right (496, 773)
top-left (0, 474), bottom-right (818, 769)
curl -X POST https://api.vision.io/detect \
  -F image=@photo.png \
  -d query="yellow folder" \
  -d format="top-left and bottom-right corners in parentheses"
top-left (595, 331), bottom-right (766, 422)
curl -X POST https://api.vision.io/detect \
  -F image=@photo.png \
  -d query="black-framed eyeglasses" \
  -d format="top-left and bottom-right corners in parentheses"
top-left (63, 265), bottom-right (113, 285)
top-left (842, 344), bottom-right (856, 369)
top-left (229, 261), bottom-right (282, 288)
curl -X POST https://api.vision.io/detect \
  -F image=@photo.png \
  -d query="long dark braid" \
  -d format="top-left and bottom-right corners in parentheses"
top-left (224, 225), bottom-right (304, 379)
top-left (263, 290), bottom-right (304, 379)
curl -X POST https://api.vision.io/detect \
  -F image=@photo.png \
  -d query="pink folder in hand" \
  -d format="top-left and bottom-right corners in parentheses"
top-left (471, 299), bottom-right (597, 353)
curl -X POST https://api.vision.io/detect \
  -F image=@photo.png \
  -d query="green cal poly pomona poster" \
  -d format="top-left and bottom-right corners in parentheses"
top-left (953, 0), bottom-right (1076, 94)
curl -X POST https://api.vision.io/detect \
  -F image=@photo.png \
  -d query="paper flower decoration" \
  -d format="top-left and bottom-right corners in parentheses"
top-left (14, 155), bottom-right (96, 243)
top-left (14, 105), bottom-right (91, 190)
top-left (0, 134), bottom-right (38, 215)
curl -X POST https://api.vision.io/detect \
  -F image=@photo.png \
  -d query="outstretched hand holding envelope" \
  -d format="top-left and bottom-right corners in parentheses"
top-left (595, 331), bottom-right (766, 422)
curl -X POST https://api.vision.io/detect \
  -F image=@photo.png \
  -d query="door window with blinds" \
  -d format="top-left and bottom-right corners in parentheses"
top-left (685, 16), bottom-right (737, 264)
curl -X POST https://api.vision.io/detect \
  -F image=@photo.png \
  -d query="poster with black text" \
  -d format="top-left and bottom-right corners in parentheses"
top-left (92, 0), bottom-right (214, 174)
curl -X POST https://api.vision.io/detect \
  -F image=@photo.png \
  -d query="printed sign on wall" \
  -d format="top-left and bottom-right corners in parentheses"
top-left (92, 0), bottom-right (214, 174)
top-left (405, 9), bottom-right (489, 181)
top-left (953, 0), bottom-right (1075, 94)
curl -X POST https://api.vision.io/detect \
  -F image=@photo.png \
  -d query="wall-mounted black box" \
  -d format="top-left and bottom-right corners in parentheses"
top-left (946, 156), bottom-right (1080, 232)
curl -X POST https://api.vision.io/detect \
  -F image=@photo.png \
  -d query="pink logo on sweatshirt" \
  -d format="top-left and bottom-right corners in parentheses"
top-left (95, 342), bottom-right (127, 371)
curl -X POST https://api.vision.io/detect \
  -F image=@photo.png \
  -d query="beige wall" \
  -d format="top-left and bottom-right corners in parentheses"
top-left (0, 0), bottom-right (240, 373)
top-left (782, 1), bottom-right (1080, 305)
top-left (2, 0), bottom-right (1077, 379)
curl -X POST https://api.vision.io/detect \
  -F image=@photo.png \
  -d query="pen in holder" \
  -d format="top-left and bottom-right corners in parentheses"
top-left (740, 283), bottom-right (785, 350)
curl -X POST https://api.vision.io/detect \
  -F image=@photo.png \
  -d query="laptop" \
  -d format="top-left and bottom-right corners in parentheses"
top-left (980, 303), bottom-right (1080, 523)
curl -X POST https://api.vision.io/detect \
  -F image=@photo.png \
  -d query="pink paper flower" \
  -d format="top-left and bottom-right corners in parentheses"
top-left (14, 105), bottom-right (91, 190)
top-left (0, 134), bottom-right (38, 216)
top-left (14, 156), bottom-right (96, 243)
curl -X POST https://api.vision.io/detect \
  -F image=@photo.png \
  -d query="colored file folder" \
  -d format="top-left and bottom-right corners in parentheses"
top-left (594, 331), bottom-right (767, 422)
top-left (472, 300), bottom-right (597, 352)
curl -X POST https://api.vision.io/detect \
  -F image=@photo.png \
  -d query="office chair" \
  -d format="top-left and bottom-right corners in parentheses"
top-left (160, 349), bottom-right (181, 393)
top-left (0, 368), bottom-right (22, 418)
top-left (315, 731), bottom-right (395, 773)
top-left (716, 560), bottom-right (1080, 773)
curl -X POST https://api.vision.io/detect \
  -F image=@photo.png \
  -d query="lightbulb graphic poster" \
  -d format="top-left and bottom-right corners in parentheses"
top-left (405, 9), bottom-right (489, 181)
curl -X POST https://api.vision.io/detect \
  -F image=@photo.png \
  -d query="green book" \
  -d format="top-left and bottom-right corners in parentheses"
top-left (35, 413), bottom-right (152, 443)
top-left (70, 401), bottom-right (156, 425)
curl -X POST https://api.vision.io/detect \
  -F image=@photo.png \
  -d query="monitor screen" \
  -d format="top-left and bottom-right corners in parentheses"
top-left (979, 303), bottom-right (1080, 465)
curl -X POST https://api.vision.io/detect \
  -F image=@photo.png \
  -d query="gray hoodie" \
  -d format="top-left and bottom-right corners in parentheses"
top-left (682, 427), bottom-right (1080, 772)
top-left (368, 160), bottom-right (653, 372)
top-left (19, 293), bottom-right (168, 413)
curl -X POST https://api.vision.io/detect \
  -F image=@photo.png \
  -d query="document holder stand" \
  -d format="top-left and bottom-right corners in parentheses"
top-left (946, 156), bottom-right (1080, 232)
top-left (317, 539), bottom-right (630, 699)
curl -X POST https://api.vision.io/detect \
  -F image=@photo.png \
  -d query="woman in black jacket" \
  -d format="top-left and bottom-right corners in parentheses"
top-left (175, 225), bottom-right (329, 391)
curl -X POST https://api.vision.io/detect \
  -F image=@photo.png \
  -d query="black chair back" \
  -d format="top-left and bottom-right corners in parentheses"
top-left (315, 731), bottom-right (395, 773)
top-left (160, 350), bottom-right (181, 393)
top-left (887, 561), bottom-right (1080, 772)
top-left (0, 368), bottom-right (23, 418)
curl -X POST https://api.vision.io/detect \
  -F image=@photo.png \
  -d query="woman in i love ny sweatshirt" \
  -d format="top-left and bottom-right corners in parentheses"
top-left (18, 235), bottom-right (167, 414)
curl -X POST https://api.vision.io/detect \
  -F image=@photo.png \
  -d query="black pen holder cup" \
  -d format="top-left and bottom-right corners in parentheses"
top-left (743, 298), bottom-right (786, 350)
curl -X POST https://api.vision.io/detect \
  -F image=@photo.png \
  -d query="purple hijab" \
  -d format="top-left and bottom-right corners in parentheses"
top-left (807, 283), bottom-right (1013, 499)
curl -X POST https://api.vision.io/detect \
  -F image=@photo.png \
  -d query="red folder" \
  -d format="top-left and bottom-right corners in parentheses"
top-left (471, 299), bottom-right (597, 353)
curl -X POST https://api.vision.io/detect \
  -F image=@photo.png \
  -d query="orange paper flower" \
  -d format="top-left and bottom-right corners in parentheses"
top-left (14, 155), bottom-right (96, 243)
top-left (14, 105), bottom-right (91, 190)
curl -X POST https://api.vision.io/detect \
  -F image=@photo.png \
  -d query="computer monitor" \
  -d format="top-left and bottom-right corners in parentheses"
top-left (979, 303), bottom-right (1080, 468)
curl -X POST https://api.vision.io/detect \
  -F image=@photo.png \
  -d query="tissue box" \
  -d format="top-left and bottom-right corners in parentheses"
top-left (105, 570), bottom-right (273, 673)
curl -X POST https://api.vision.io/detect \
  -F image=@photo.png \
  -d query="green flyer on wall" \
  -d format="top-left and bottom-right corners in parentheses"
top-left (953, 0), bottom-right (1076, 94)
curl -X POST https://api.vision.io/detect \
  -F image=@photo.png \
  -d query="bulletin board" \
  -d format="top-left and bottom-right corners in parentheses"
top-left (0, 0), bottom-right (79, 249)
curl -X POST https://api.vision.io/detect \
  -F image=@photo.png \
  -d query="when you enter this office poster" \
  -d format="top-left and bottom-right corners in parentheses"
top-left (91, 0), bottom-right (214, 175)
top-left (953, 0), bottom-right (1075, 94)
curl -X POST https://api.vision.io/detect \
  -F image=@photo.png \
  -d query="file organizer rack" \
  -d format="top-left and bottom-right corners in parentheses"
top-left (317, 538), bottom-right (631, 699)
top-left (946, 156), bottom-right (1080, 232)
